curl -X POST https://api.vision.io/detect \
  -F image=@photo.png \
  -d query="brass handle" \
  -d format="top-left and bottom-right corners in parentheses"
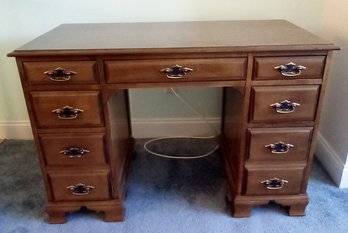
top-left (66, 183), bottom-right (95, 195)
top-left (270, 100), bottom-right (300, 114)
top-left (52, 106), bottom-right (84, 119)
top-left (261, 178), bottom-right (288, 190)
top-left (44, 67), bottom-right (77, 81)
top-left (265, 142), bottom-right (294, 154)
top-left (274, 62), bottom-right (306, 77)
top-left (60, 147), bottom-right (90, 158)
top-left (160, 64), bottom-right (193, 79)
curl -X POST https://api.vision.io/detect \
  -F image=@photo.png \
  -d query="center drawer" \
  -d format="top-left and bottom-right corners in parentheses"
top-left (30, 91), bottom-right (103, 128)
top-left (104, 58), bottom-right (247, 83)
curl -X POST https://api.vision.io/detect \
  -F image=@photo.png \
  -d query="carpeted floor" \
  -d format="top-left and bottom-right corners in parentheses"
top-left (0, 139), bottom-right (347, 233)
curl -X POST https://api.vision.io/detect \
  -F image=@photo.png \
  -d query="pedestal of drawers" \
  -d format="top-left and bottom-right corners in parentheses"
top-left (222, 53), bottom-right (331, 217)
top-left (15, 59), bottom-right (133, 223)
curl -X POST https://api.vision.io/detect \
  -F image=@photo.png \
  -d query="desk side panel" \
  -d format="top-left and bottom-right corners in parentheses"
top-left (221, 86), bottom-right (245, 195)
top-left (105, 90), bottom-right (132, 199)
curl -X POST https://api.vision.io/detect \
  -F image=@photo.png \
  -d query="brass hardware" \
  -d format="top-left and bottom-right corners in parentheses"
top-left (274, 62), bottom-right (306, 77)
top-left (60, 147), bottom-right (90, 158)
top-left (66, 183), bottom-right (95, 195)
top-left (270, 100), bottom-right (300, 114)
top-left (44, 67), bottom-right (77, 81)
top-left (265, 142), bottom-right (294, 154)
top-left (160, 64), bottom-right (193, 79)
top-left (52, 106), bottom-right (84, 119)
top-left (261, 178), bottom-right (288, 190)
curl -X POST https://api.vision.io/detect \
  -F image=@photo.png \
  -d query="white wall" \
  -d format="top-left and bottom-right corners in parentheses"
top-left (315, 0), bottom-right (348, 188)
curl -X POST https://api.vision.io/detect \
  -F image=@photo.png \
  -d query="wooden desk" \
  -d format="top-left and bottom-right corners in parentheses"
top-left (8, 20), bottom-right (338, 223)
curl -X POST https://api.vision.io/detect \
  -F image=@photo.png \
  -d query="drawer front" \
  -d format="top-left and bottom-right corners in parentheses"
top-left (247, 127), bottom-right (312, 162)
top-left (23, 61), bottom-right (98, 84)
top-left (39, 133), bottom-right (107, 166)
top-left (105, 58), bottom-right (247, 83)
top-left (49, 172), bottom-right (111, 201)
top-left (31, 91), bottom-right (103, 128)
top-left (253, 56), bottom-right (325, 80)
top-left (250, 85), bottom-right (320, 122)
top-left (245, 166), bottom-right (304, 195)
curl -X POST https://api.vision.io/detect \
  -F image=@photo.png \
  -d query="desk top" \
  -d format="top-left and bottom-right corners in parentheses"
top-left (9, 20), bottom-right (338, 56)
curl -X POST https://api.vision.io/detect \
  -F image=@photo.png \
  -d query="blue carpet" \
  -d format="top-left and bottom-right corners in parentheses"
top-left (0, 139), bottom-right (347, 233)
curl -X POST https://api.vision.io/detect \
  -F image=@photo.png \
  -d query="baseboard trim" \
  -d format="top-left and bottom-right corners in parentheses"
top-left (315, 132), bottom-right (348, 188)
top-left (0, 121), bottom-right (33, 140)
top-left (131, 117), bottom-right (221, 138)
top-left (0, 118), bottom-right (221, 140)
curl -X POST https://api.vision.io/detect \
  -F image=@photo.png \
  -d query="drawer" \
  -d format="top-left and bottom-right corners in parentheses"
top-left (245, 166), bottom-right (304, 195)
top-left (30, 91), bottom-right (103, 128)
top-left (253, 56), bottom-right (325, 80)
top-left (48, 171), bottom-right (111, 201)
top-left (250, 85), bottom-right (320, 122)
top-left (105, 58), bottom-right (247, 83)
top-left (23, 61), bottom-right (98, 84)
top-left (247, 127), bottom-right (312, 162)
top-left (39, 133), bottom-right (107, 166)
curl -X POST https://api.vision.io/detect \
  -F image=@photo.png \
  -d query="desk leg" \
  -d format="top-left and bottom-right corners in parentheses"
top-left (46, 210), bottom-right (67, 224)
top-left (46, 200), bottom-right (125, 223)
top-left (232, 202), bottom-right (252, 218)
top-left (231, 195), bottom-right (309, 217)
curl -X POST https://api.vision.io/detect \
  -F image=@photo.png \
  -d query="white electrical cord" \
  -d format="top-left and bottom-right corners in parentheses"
top-left (169, 88), bottom-right (219, 136)
top-left (144, 136), bottom-right (219, 160)
top-left (143, 88), bottom-right (219, 159)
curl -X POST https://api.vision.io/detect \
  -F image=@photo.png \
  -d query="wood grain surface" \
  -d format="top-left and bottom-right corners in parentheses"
top-left (9, 20), bottom-right (338, 56)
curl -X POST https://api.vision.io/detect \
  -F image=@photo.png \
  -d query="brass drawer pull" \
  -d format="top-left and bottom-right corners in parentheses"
top-left (270, 100), bottom-right (300, 114)
top-left (261, 178), bottom-right (288, 190)
top-left (274, 62), bottom-right (306, 77)
top-left (265, 142), bottom-right (294, 154)
top-left (52, 106), bottom-right (84, 119)
top-left (160, 64), bottom-right (193, 79)
top-left (66, 183), bottom-right (95, 195)
top-left (60, 147), bottom-right (90, 158)
top-left (44, 67), bottom-right (77, 81)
